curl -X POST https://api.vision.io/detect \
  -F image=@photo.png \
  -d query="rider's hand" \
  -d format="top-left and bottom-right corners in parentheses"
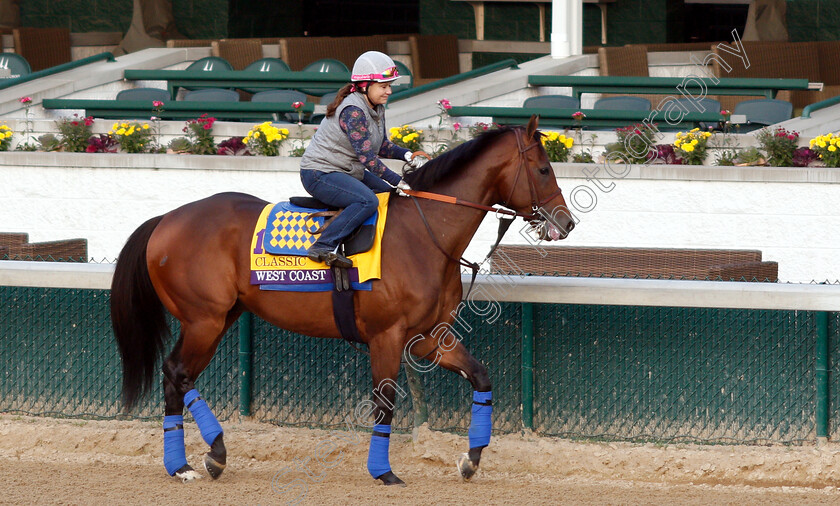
top-left (395, 179), bottom-right (412, 197)
top-left (404, 150), bottom-right (430, 169)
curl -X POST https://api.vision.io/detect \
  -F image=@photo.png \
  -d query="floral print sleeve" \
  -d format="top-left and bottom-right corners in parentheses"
top-left (378, 138), bottom-right (410, 161)
top-left (339, 106), bottom-right (403, 186)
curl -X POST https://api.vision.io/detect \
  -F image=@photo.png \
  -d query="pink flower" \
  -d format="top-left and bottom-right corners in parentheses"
top-left (83, 117), bottom-right (94, 126)
top-left (71, 121), bottom-right (79, 127)
top-left (203, 123), bottom-right (211, 130)
top-left (572, 111), bottom-right (586, 121)
top-left (19, 96), bottom-right (31, 104)
top-left (787, 134), bottom-right (796, 140)
top-left (293, 101), bottom-right (304, 109)
top-left (453, 122), bottom-right (461, 131)
top-left (152, 100), bottom-right (164, 108)
top-left (439, 98), bottom-right (451, 110)
top-left (720, 110), bottom-right (731, 116)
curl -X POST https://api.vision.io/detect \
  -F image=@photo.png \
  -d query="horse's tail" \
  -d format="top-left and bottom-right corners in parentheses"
top-left (110, 215), bottom-right (168, 412)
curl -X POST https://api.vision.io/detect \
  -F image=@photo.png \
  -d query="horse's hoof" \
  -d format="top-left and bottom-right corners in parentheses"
top-left (174, 465), bottom-right (203, 483)
top-left (376, 470), bottom-right (406, 487)
top-left (204, 453), bottom-right (226, 480)
top-left (456, 452), bottom-right (478, 481)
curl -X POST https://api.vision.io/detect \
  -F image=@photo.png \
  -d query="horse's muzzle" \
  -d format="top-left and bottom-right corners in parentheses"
top-left (537, 218), bottom-right (574, 241)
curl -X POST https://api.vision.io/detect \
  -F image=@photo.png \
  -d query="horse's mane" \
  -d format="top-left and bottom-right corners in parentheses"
top-left (403, 126), bottom-right (519, 191)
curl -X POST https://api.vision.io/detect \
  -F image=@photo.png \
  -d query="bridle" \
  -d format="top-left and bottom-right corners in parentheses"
top-left (404, 127), bottom-right (564, 224)
top-left (404, 126), bottom-right (565, 291)
top-left (352, 127), bottom-right (563, 362)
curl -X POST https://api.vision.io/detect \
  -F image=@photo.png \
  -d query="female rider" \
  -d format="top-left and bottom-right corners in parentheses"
top-left (300, 50), bottom-right (428, 269)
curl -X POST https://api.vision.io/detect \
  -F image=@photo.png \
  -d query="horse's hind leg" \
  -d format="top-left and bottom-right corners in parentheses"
top-left (162, 311), bottom-right (240, 482)
top-left (406, 336), bottom-right (492, 481)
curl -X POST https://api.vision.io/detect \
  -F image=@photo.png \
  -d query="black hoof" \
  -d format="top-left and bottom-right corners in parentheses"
top-left (204, 453), bottom-right (226, 479)
top-left (376, 470), bottom-right (406, 487)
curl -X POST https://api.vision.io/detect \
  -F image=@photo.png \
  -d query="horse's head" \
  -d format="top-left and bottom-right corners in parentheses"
top-left (495, 115), bottom-right (575, 241)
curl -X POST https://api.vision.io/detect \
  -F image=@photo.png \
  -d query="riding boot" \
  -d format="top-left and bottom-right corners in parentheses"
top-left (307, 247), bottom-right (353, 269)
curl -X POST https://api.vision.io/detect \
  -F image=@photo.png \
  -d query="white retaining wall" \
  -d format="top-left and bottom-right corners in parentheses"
top-left (1, 152), bottom-right (838, 282)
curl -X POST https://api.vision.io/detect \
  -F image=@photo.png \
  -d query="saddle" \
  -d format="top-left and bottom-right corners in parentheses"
top-left (286, 196), bottom-right (376, 257)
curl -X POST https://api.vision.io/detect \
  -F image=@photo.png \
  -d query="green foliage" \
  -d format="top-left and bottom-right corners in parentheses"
top-left (756, 127), bottom-right (799, 167)
top-left (56, 115), bottom-right (94, 152)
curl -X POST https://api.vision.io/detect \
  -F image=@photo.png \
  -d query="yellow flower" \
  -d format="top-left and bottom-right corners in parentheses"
top-left (116, 128), bottom-right (126, 135)
top-left (112, 123), bottom-right (119, 130)
top-left (564, 137), bottom-right (573, 149)
top-left (830, 145), bottom-right (837, 152)
top-left (682, 144), bottom-right (695, 152)
top-left (142, 124), bottom-right (149, 129)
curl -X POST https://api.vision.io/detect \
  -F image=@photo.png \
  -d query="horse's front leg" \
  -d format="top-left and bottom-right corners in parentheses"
top-left (367, 333), bottom-right (407, 486)
top-left (407, 336), bottom-right (492, 481)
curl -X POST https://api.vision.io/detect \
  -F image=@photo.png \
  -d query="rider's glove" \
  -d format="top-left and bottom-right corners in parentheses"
top-left (404, 150), bottom-right (430, 169)
top-left (395, 179), bottom-right (412, 197)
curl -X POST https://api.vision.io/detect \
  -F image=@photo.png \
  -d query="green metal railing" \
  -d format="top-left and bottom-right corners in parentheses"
top-left (42, 99), bottom-right (315, 121)
top-left (0, 52), bottom-right (115, 92)
top-left (1, 284), bottom-right (836, 444)
top-left (446, 105), bottom-right (722, 130)
top-left (801, 95), bottom-right (840, 118)
top-left (388, 59), bottom-right (519, 103)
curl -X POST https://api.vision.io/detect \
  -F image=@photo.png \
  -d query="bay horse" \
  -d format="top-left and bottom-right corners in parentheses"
top-left (111, 115), bottom-right (574, 486)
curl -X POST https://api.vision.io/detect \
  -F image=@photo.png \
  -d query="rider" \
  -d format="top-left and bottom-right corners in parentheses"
top-left (300, 50), bottom-right (429, 269)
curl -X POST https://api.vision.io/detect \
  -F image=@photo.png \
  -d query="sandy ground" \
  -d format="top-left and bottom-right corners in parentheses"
top-left (2, 415), bottom-right (840, 505)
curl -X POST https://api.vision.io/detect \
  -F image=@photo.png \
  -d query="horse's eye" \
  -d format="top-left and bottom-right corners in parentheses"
top-left (539, 167), bottom-right (550, 175)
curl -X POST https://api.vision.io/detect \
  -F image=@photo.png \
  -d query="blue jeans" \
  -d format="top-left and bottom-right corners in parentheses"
top-left (300, 169), bottom-right (392, 250)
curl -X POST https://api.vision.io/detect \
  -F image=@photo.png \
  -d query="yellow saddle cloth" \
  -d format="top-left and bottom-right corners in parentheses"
top-left (249, 192), bottom-right (389, 292)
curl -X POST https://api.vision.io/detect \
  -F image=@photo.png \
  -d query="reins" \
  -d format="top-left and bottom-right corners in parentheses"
top-left (348, 127), bottom-right (561, 363)
top-left (404, 126), bottom-right (561, 299)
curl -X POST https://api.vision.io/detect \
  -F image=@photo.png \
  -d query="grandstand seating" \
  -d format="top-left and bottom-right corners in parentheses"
top-left (0, 52), bottom-right (31, 78)
top-left (524, 95), bottom-right (580, 109)
top-left (212, 38), bottom-right (264, 71)
top-left (593, 96), bottom-right (651, 111)
top-left (732, 98), bottom-right (794, 132)
top-left (116, 88), bottom-right (170, 102)
top-left (12, 27), bottom-right (72, 72)
top-left (409, 34), bottom-right (460, 85)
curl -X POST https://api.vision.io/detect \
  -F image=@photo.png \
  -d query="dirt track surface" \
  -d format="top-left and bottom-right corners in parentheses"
top-left (2, 415), bottom-right (840, 505)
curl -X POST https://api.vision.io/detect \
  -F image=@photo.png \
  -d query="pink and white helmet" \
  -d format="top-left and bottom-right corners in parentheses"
top-left (351, 51), bottom-right (400, 83)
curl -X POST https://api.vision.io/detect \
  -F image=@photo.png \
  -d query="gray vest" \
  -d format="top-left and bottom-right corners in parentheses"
top-left (300, 92), bottom-right (387, 180)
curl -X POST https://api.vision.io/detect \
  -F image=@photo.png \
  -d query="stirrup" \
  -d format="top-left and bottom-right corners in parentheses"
top-left (307, 249), bottom-right (353, 269)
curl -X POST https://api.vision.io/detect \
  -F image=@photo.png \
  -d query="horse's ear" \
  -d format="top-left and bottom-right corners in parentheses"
top-left (526, 114), bottom-right (540, 139)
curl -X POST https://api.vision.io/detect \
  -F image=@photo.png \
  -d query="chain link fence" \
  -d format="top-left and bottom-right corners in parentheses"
top-left (0, 285), bottom-right (837, 443)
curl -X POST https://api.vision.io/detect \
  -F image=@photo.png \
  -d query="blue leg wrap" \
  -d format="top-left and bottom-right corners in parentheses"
top-left (469, 390), bottom-right (493, 448)
top-left (184, 389), bottom-right (223, 447)
top-left (163, 415), bottom-right (188, 476)
top-left (366, 424), bottom-right (392, 479)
